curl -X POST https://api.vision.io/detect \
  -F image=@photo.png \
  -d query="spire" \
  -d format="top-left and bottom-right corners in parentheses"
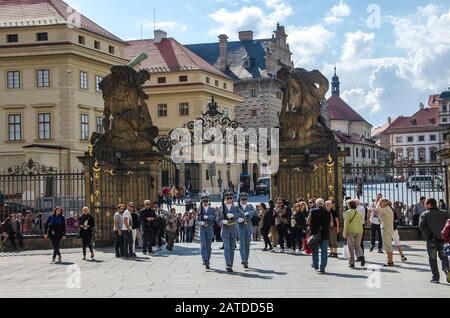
top-left (332, 65), bottom-right (340, 97)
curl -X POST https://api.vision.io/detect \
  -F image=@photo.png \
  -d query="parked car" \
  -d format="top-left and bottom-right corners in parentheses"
top-left (255, 177), bottom-right (271, 195)
top-left (407, 175), bottom-right (444, 191)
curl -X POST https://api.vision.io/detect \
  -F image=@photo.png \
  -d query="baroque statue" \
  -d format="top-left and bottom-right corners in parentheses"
top-left (91, 53), bottom-right (159, 155)
top-left (277, 67), bottom-right (333, 148)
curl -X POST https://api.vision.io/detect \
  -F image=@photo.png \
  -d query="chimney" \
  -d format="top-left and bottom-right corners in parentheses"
top-left (218, 34), bottom-right (228, 72)
top-left (420, 102), bottom-right (425, 110)
top-left (238, 30), bottom-right (254, 41)
top-left (388, 117), bottom-right (392, 125)
top-left (154, 30), bottom-right (167, 44)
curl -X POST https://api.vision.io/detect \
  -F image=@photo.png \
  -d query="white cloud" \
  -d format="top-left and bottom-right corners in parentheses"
top-left (208, 0), bottom-right (292, 39)
top-left (341, 31), bottom-right (375, 61)
top-left (329, 5), bottom-right (450, 125)
top-left (325, 0), bottom-right (351, 25)
top-left (288, 24), bottom-right (334, 67)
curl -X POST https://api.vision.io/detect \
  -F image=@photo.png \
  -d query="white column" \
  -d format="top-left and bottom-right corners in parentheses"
top-left (403, 148), bottom-right (408, 161)
top-left (414, 147), bottom-right (419, 162)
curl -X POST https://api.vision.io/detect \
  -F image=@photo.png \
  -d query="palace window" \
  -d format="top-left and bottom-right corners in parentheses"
top-left (37, 69), bottom-right (50, 87)
top-left (345, 147), bottom-right (351, 157)
top-left (80, 71), bottom-right (88, 89)
top-left (7, 71), bottom-right (20, 89)
top-left (78, 36), bottom-right (85, 45)
top-left (223, 83), bottom-right (227, 89)
top-left (81, 114), bottom-right (89, 140)
top-left (407, 136), bottom-right (413, 143)
top-left (179, 75), bottom-right (188, 82)
top-left (8, 114), bottom-right (21, 141)
top-left (250, 89), bottom-right (257, 97)
top-left (251, 109), bottom-right (257, 118)
top-left (215, 80), bottom-right (219, 87)
top-left (277, 91), bottom-right (283, 99)
top-left (179, 103), bottom-right (189, 116)
top-left (7, 34), bottom-right (18, 43)
top-left (36, 32), bottom-right (48, 41)
top-left (38, 113), bottom-right (51, 140)
top-left (396, 137), bottom-right (402, 143)
top-left (419, 149), bottom-right (426, 162)
top-left (96, 116), bottom-right (104, 134)
top-left (206, 77), bottom-right (210, 84)
top-left (430, 135), bottom-right (437, 141)
top-left (157, 77), bottom-right (166, 84)
top-left (95, 75), bottom-right (103, 92)
top-left (418, 136), bottom-right (425, 142)
top-left (94, 41), bottom-right (101, 50)
top-left (109, 45), bottom-right (115, 54)
top-left (158, 104), bottom-right (168, 117)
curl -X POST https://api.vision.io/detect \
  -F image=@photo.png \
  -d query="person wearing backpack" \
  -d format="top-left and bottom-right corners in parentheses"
top-left (306, 198), bottom-right (331, 274)
top-left (343, 200), bottom-right (365, 268)
top-left (419, 198), bottom-right (449, 284)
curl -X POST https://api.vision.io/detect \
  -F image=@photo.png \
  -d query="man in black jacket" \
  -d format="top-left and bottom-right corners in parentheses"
top-left (307, 199), bottom-right (331, 274)
top-left (419, 198), bottom-right (449, 284)
top-left (8, 214), bottom-right (23, 251)
top-left (140, 200), bottom-right (157, 255)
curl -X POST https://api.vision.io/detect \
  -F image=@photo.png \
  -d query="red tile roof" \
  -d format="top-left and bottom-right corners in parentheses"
top-left (327, 95), bottom-right (368, 123)
top-left (0, 0), bottom-right (123, 43)
top-left (381, 107), bottom-right (443, 134)
top-left (125, 38), bottom-right (231, 79)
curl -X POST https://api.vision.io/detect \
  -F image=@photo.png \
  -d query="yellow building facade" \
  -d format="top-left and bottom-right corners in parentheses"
top-left (0, 1), bottom-right (128, 172)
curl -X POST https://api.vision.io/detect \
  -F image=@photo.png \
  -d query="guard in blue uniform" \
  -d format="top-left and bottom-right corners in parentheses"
top-left (197, 194), bottom-right (217, 270)
top-left (237, 193), bottom-right (255, 268)
top-left (220, 192), bottom-right (240, 273)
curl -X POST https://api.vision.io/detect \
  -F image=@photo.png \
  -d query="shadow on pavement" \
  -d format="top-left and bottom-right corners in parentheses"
top-left (214, 269), bottom-right (273, 280)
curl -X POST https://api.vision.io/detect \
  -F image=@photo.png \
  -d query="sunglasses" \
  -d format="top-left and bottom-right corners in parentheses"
top-left (202, 200), bottom-right (209, 203)
top-left (226, 197), bottom-right (233, 200)
top-left (241, 198), bottom-right (248, 201)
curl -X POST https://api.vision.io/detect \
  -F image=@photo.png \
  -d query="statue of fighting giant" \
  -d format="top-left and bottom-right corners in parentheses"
top-left (91, 53), bottom-right (159, 154)
top-left (276, 67), bottom-right (333, 148)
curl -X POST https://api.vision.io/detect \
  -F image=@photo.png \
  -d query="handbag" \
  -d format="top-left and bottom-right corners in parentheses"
top-left (343, 244), bottom-right (350, 259)
top-left (444, 243), bottom-right (450, 257)
top-left (307, 227), bottom-right (322, 249)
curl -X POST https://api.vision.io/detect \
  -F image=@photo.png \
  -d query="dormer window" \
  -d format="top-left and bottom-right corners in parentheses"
top-left (243, 56), bottom-right (254, 69)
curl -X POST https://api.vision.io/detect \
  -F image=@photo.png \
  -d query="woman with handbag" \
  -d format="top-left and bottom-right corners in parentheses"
top-left (343, 200), bottom-right (365, 268)
top-left (442, 219), bottom-right (450, 283)
top-left (79, 207), bottom-right (95, 261)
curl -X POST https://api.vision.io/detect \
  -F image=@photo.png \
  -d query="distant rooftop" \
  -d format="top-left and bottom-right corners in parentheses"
top-left (0, 0), bottom-right (124, 43)
top-left (125, 37), bottom-right (231, 80)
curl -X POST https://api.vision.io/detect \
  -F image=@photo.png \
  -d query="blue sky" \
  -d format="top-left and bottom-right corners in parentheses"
top-left (69, 0), bottom-right (450, 127)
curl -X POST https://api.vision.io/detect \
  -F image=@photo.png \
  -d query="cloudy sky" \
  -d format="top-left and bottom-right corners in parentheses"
top-left (69, 0), bottom-right (450, 127)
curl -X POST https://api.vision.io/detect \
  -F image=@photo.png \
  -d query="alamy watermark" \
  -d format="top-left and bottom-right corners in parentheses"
top-left (66, 264), bottom-right (81, 289)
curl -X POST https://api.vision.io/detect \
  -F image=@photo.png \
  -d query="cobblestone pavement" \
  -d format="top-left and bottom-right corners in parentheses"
top-left (0, 241), bottom-right (448, 298)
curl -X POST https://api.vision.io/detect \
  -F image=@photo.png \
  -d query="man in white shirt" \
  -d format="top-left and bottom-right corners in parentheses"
top-left (122, 203), bottom-right (134, 258)
top-left (368, 194), bottom-right (383, 253)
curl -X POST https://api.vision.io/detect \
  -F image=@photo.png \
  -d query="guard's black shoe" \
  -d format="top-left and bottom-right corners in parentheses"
top-left (205, 265), bottom-right (210, 270)
top-left (226, 267), bottom-right (233, 273)
top-left (360, 257), bottom-right (366, 267)
top-left (243, 264), bottom-right (249, 269)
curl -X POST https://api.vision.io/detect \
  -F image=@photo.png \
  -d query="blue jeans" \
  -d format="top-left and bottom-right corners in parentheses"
top-left (312, 240), bottom-right (329, 272)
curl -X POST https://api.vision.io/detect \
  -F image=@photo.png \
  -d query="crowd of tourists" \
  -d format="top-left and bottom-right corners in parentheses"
top-left (1, 191), bottom-right (449, 284)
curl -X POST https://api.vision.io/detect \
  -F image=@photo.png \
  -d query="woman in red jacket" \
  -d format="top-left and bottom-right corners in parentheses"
top-left (443, 219), bottom-right (450, 243)
top-left (442, 219), bottom-right (450, 283)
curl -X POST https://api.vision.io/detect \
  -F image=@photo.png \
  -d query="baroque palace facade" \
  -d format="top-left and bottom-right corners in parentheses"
top-left (0, 0), bottom-right (246, 195)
